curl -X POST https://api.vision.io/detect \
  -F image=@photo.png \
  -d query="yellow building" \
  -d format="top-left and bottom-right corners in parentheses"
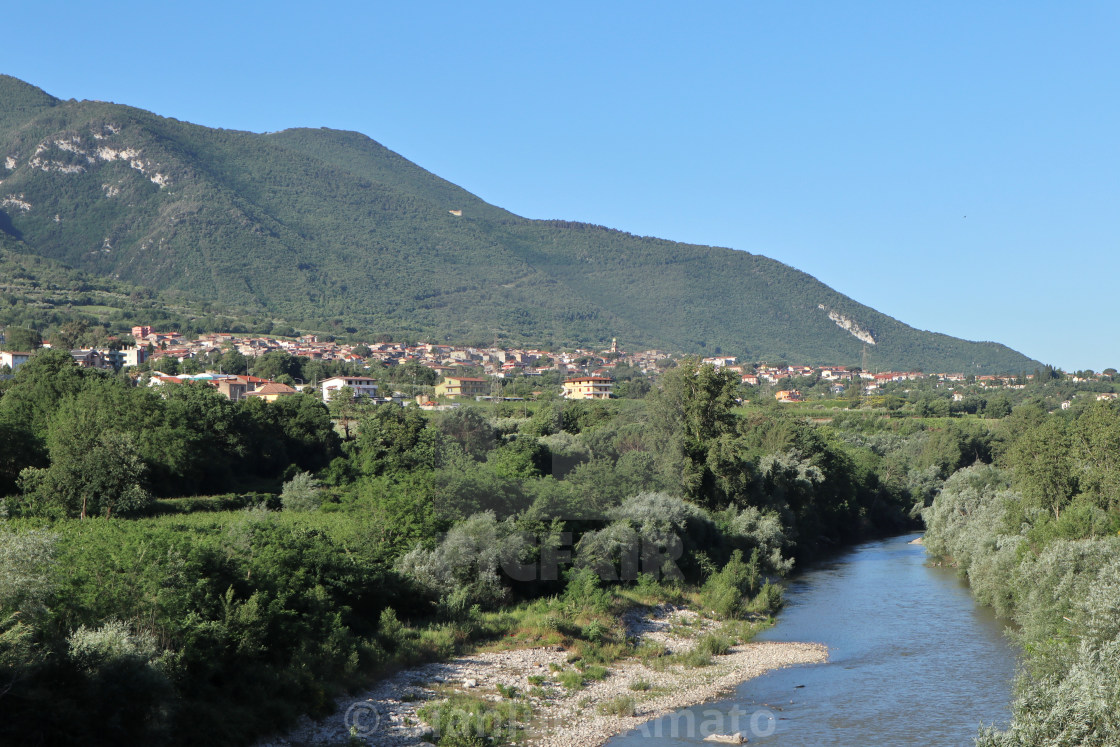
top-left (246, 382), bottom-right (299, 402)
top-left (435, 376), bottom-right (489, 398)
top-left (775, 389), bottom-right (803, 403)
top-left (562, 376), bottom-right (614, 399)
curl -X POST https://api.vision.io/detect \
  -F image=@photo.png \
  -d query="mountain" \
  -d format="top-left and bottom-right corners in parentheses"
top-left (0, 75), bottom-right (1039, 373)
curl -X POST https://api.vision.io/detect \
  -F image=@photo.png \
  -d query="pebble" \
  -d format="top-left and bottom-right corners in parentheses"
top-left (255, 605), bottom-right (828, 747)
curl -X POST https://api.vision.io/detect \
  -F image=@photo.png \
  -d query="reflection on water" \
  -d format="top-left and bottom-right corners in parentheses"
top-left (607, 534), bottom-right (1017, 747)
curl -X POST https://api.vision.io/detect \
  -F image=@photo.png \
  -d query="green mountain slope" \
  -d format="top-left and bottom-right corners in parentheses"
top-left (0, 74), bottom-right (1039, 372)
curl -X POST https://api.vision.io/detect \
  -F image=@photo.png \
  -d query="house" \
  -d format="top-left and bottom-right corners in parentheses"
top-left (775, 389), bottom-right (803, 403)
top-left (0, 351), bottom-right (31, 370)
top-left (561, 376), bottom-right (614, 400)
top-left (246, 382), bottom-right (299, 402)
top-left (120, 346), bottom-right (147, 368)
top-left (321, 375), bottom-right (379, 400)
top-left (435, 376), bottom-right (489, 399)
top-left (70, 349), bottom-right (110, 369)
top-left (214, 377), bottom-right (249, 401)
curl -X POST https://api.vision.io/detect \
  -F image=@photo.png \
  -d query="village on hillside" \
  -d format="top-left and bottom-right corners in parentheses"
top-left (3, 325), bottom-right (1091, 409)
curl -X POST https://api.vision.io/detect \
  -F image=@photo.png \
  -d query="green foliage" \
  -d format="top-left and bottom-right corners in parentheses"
top-left (924, 398), bottom-right (1120, 744)
top-left (1008, 416), bottom-right (1076, 520)
top-left (397, 512), bottom-right (529, 613)
top-left (561, 567), bottom-right (614, 616)
top-left (281, 471), bottom-right (323, 512)
top-left (597, 694), bottom-right (636, 716)
top-left (352, 405), bottom-right (444, 477)
top-left (0, 334), bottom-right (942, 745)
top-left (556, 669), bottom-right (585, 690)
top-left (696, 632), bottom-right (733, 656)
top-left (701, 550), bottom-right (763, 619)
top-left (416, 692), bottom-right (529, 747)
top-left (1, 325), bottom-right (40, 351)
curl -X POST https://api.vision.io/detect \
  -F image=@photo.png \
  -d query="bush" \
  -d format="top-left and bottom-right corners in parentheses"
top-left (701, 550), bottom-right (761, 619)
top-left (597, 695), bottom-right (636, 717)
top-left (280, 471), bottom-right (323, 512)
top-left (697, 633), bottom-right (732, 656)
top-left (561, 567), bottom-right (613, 615)
top-left (556, 669), bottom-right (585, 690)
top-left (397, 512), bottom-right (531, 613)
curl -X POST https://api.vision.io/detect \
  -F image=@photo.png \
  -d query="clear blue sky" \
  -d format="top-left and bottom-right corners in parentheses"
top-left (4, 2), bottom-right (1118, 370)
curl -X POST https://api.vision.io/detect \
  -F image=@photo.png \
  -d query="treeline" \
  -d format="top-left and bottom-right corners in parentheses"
top-left (0, 355), bottom-right (920, 745)
top-left (922, 401), bottom-right (1120, 745)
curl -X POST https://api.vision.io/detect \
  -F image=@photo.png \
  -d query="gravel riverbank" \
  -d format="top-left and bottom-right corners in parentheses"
top-left (258, 606), bottom-right (828, 746)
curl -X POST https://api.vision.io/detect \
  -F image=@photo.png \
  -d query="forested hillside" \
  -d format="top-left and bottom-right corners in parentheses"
top-left (0, 75), bottom-right (1037, 373)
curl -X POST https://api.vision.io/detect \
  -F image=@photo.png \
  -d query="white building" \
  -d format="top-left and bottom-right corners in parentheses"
top-left (0, 351), bottom-right (32, 370)
top-left (321, 375), bottom-right (379, 400)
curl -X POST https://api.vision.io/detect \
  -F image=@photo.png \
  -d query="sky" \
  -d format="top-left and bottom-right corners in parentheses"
top-left (3, 2), bottom-right (1119, 370)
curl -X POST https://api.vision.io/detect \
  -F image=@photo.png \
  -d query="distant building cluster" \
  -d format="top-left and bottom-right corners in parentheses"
top-left (6, 324), bottom-right (1094, 409)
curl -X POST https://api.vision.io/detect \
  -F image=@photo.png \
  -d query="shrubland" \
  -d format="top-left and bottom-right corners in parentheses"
top-left (922, 401), bottom-right (1120, 745)
top-left (0, 353), bottom-right (939, 744)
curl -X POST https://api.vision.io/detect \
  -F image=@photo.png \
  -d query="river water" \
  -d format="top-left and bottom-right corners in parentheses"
top-left (607, 533), bottom-right (1018, 746)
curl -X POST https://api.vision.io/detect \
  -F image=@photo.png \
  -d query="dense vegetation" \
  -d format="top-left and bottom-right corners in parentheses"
top-left (0, 74), bottom-right (1038, 372)
top-left (921, 400), bottom-right (1120, 745)
top-left (0, 353), bottom-right (927, 745)
top-left (0, 235), bottom-right (297, 343)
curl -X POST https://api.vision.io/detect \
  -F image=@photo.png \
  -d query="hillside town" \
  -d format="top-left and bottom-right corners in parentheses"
top-left (1, 325), bottom-right (1093, 407)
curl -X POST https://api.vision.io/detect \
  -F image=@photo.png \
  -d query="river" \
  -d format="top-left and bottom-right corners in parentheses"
top-left (606, 533), bottom-right (1018, 746)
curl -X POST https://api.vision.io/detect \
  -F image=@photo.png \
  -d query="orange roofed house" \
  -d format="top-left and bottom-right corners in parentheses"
top-left (246, 382), bottom-right (299, 402)
top-left (435, 376), bottom-right (489, 398)
top-left (562, 376), bottom-right (613, 400)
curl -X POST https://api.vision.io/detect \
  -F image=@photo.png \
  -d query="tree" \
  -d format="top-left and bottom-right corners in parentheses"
top-left (647, 357), bottom-right (741, 504)
top-left (22, 427), bottom-right (151, 519)
top-left (437, 407), bottom-right (498, 461)
top-left (251, 351), bottom-right (300, 382)
top-left (0, 349), bottom-right (88, 460)
top-left (1070, 401), bottom-right (1120, 510)
top-left (152, 356), bottom-right (179, 375)
top-left (352, 406), bottom-right (443, 477)
top-left (54, 320), bottom-right (90, 351)
top-left (218, 349), bottom-right (248, 375)
top-left (649, 357), bottom-right (739, 450)
top-left (1009, 417), bottom-right (1076, 520)
top-left (326, 385), bottom-right (360, 439)
top-left (1, 327), bottom-right (41, 352)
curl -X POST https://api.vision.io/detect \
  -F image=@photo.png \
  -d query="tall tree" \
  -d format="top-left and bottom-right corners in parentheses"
top-left (1, 327), bottom-right (41, 352)
top-left (1009, 417), bottom-right (1076, 520)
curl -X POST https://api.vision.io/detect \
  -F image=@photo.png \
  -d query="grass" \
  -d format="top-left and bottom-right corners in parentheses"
top-left (580, 664), bottom-right (609, 681)
top-left (668, 648), bottom-right (712, 668)
top-left (597, 695), bottom-right (637, 717)
top-left (416, 692), bottom-right (530, 747)
top-left (628, 678), bottom-right (651, 691)
top-left (696, 633), bottom-right (732, 656)
top-left (556, 670), bottom-right (585, 691)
